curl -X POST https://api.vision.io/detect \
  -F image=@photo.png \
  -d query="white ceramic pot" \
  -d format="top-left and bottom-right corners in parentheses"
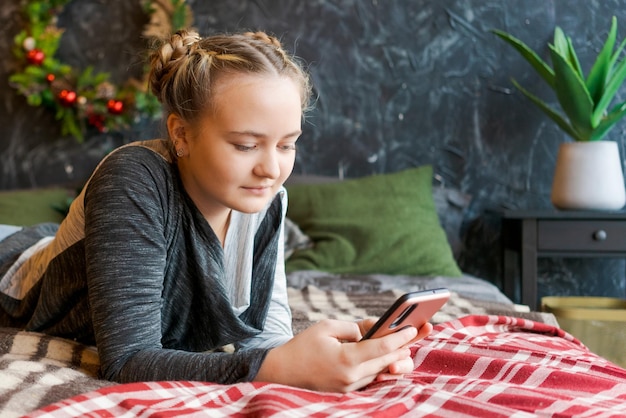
top-left (551, 141), bottom-right (626, 210)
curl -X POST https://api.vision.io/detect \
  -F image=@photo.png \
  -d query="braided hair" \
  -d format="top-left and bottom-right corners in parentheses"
top-left (148, 30), bottom-right (311, 124)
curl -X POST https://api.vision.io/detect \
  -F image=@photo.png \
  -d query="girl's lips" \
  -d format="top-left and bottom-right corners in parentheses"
top-left (243, 185), bottom-right (272, 195)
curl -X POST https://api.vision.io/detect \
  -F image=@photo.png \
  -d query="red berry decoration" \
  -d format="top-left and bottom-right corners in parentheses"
top-left (58, 89), bottom-right (77, 106)
top-left (26, 49), bottom-right (45, 65)
top-left (46, 73), bottom-right (55, 83)
top-left (107, 99), bottom-right (124, 115)
top-left (88, 114), bottom-right (106, 132)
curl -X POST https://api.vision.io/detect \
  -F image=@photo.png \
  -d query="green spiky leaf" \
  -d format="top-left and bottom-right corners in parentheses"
top-left (491, 29), bottom-right (555, 88)
top-left (552, 27), bottom-right (569, 56)
top-left (586, 16), bottom-right (617, 104)
top-left (565, 35), bottom-right (584, 79)
top-left (549, 45), bottom-right (594, 139)
top-left (553, 27), bottom-right (584, 78)
top-left (511, 79), bottom-right (582, 140)
top-left (591, 100), bottom-right (626, 141)
top-left (592, 50), bottom-right (626, 126)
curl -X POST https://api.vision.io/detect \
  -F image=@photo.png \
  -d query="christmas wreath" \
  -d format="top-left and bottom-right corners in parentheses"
top-left (9, 0), bottom-right (193, 142)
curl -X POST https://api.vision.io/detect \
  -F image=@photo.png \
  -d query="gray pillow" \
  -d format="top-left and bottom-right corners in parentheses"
top-left (284, 217), bottom-right (313, 259)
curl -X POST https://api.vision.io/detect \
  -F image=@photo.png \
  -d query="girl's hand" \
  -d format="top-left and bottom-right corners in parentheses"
top-left (356, 318), bottom-right (433, 382)
top-left (254, 318), bottom-right (431, 393)
top-left (356, 317), bottom-right (432, 346)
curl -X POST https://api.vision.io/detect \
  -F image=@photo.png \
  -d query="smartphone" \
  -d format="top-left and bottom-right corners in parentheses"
top-left (360, 288), bottom-right (450, 340)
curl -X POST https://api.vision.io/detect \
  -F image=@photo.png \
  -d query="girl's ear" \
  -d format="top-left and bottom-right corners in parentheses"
top-left (167, 113), bottom-right (189, 146)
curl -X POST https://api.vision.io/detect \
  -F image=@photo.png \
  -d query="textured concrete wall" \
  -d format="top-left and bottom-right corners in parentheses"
top-left (1, 0), bottom-right (625, 301)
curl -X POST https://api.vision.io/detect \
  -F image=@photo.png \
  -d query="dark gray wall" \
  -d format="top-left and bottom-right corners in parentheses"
top-left (1, 0), bottom-right (625, 303)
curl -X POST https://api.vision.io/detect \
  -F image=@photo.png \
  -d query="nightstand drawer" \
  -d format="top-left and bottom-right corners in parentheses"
top-left (537, 220), bottom-right (626, 252)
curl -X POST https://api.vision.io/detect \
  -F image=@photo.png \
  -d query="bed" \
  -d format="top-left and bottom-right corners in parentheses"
top-left (1, 166), bottom-right (626, 417)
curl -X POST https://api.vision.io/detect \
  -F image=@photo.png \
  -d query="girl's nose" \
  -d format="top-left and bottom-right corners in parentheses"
top-left (254, 150), bottom-right (281, 179)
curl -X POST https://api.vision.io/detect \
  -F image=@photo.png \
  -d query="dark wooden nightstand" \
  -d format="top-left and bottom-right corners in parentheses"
top-left (501, 210), bottom-right (626, 310)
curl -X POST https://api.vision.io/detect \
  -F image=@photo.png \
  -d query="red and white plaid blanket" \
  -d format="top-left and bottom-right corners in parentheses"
top-left (26, 315), bottom-right (626, 417)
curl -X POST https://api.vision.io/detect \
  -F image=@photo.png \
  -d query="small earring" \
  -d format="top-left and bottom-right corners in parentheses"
top-left (176, 149), bottom-right (184, 157)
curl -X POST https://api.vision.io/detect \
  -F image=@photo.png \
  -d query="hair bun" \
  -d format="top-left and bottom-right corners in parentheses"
top-left (149, 30), bottom-right (201, 102)
top-left (170, 30), bottom-right (202, 58)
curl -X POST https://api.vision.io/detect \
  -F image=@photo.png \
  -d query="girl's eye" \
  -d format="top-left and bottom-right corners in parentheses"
top-left (234, 144), bottom-right (256, 151)
top-left (279, 143), bottom-right (297, 151)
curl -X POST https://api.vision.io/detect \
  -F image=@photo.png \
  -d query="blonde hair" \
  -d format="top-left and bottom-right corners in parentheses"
top-left (148, 29), bottom-right (312, 123)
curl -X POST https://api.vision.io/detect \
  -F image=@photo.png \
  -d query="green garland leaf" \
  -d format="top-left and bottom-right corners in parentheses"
top-left (10, 0), bottom-right (191, 142)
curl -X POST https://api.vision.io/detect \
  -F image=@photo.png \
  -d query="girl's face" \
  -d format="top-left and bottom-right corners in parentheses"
top-left (173, 74), bottom-right (302, 221)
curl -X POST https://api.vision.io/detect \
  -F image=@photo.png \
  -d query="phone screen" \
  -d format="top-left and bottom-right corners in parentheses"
top-left (361, 288), bottom-right (450, 340)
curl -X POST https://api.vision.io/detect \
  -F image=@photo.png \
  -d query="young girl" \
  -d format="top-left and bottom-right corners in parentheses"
top-left (0, 30), bottom-right (431, 393)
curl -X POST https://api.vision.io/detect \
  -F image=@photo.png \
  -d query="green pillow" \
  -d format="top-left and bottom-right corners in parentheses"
top-left (0, 188), bottom-right (73, 226)
top-left (285, 166), bottom-right (462, 277)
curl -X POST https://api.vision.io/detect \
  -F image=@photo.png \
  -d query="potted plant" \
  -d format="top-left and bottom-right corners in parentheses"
top-left (493, 17), bottom-right (626, 210)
